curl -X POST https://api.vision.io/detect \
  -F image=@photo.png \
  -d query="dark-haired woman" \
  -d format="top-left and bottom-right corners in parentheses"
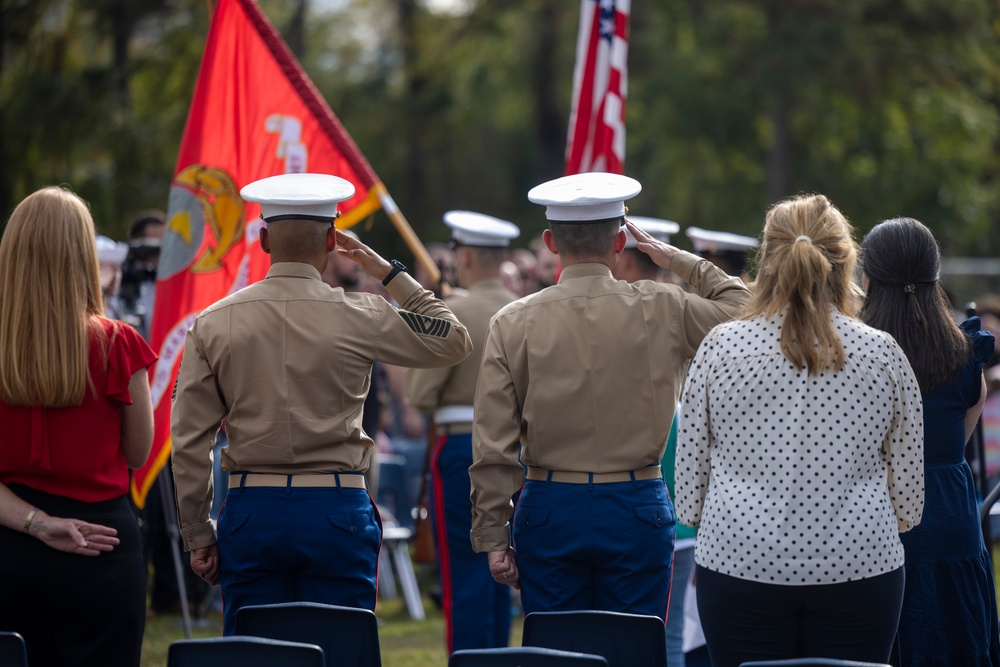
top-left (676, 195), bottom-right (925, 667)
top-left (860, 217), bottom-right (1000, 667)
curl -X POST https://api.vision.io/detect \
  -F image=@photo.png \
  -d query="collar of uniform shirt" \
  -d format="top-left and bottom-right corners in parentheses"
top-left (557, 263), bottom-right (612, 283)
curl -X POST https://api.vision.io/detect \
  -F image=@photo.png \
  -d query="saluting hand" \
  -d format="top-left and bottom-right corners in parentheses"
top-left (626, 220), bottom-right (680, 271)
top-left (335, 230), bottom-right (393, 281)
top-left (488, 548), bottom-right (521, 590)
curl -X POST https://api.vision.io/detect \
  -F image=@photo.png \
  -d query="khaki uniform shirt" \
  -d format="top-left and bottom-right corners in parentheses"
top-left (407, 278), bottom-right (519, 416)
top-left (469, 251), bottom-right (751, 553)
top-left (171, 262), bottom-right (472, 550)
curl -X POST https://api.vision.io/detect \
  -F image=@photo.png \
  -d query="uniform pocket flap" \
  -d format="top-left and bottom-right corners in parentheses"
top-left (635, 503), bottom-right (676, 528)
top-left (514, 506), bottom-right (550, 531)
top-left (223, 512), bottom-right (250, 536)
top-left (328, 512), bottom-right (370, 536)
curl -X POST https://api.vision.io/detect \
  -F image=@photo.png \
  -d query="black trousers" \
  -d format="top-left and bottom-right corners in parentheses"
top-left (0, 485), bottom-right (146, 667)
top-left (696, 564), bottom-right (904, 667)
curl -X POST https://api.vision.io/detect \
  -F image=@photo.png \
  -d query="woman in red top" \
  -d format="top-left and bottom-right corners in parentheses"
top-left (0, 186), bottom-right (157, 667)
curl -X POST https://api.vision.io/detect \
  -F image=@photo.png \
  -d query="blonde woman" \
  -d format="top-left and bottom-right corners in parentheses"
top-left (0, 187), bottom-right (157, 667)
top-left (676, 194), bottom-right (924, 667)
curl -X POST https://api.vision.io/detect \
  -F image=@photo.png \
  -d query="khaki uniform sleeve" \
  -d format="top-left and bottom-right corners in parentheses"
top-left (882, 337), bottom-right (925, 532)
top-left (378, 273), bottom-right (473, 369)
top-left (170, 320), bottom-right (227, 551)
top-left (675, 328), bottom-right (718, 527)
top-left (469, 317), bottom-right (524, 553)
top-left (670, 250), bottom-right (752, 358)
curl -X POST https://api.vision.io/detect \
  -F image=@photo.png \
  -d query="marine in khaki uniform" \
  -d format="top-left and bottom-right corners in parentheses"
top-left (407, 210), bottom-right (520, 654)
top-left (170, 173), bottom-right (472, 636)
top-left (469, 172), bottom-right (751, 618)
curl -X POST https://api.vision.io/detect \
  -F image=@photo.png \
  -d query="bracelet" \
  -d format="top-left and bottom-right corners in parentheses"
top-left (23, 507), bottom-right (38, 534)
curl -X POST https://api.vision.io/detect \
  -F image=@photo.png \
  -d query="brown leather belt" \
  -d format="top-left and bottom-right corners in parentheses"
top-left (525, 466), bottom-right (663, 484)
top-left (229, 473), bottom-right (367, 489)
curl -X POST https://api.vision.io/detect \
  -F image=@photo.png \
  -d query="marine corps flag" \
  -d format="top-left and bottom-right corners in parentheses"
top-left (131, 0), bottom-right (388, 507)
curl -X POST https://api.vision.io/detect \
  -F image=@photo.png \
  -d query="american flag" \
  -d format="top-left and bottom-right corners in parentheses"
top-left (565, 0), bottom-right (631, 175)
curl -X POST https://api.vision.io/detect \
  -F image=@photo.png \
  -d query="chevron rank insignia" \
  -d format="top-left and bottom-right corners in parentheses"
top-left (398, 310), bottom-right (452, 339)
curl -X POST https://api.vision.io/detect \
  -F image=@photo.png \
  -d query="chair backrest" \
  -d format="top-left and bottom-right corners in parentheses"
top-left (739, 660), bottom-right (892, 667)
top-left (0, 632), bottom-right (28, 667)
top-left (377, 454), bottom-right (416, 529)
top-left (450, 647), bottom-right (610, 667)
top-left (521, 610), bottom-right (666, 667)
top-left (167, 636), bottom-right (324, 667)
top-left (235, 601), bottom-right (381, 667)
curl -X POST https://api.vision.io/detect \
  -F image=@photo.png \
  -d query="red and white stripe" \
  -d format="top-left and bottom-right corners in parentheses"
top-left (565, 0), bottom-right (631, 175)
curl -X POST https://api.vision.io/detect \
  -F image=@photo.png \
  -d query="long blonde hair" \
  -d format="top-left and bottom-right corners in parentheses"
top-left (0, 186), bottom-right (105, 406)
top-left (742, 194), bottom-right (861, 374)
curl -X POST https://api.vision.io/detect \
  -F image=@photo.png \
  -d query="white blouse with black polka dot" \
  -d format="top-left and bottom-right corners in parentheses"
top-left (676, 311), bottom-right (924, 585)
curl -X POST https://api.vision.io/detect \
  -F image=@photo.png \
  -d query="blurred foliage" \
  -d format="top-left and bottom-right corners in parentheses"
top-left (2, 0), bottom-right (999, 260)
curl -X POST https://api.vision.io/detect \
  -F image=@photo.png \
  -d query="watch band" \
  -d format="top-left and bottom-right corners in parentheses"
top-left (382, 259), bottom-right (407, 286)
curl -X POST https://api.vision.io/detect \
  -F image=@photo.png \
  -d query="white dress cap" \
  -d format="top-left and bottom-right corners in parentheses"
top-left (443, 211), bottom-right (520, 248)
top-left (624, 216), bottom-right (680, 249)
top-left (685, 226), bottom-right (759, 254)
top-left (240, 173), bottom-right (356, 222)
top-left (527, 172), bottom-right (641, 222)
top-left (95, 235), bottom-right (129, 265)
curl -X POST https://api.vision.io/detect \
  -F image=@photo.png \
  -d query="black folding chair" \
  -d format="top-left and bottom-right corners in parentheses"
top-left (0, 632), bottom-right (27, 667)
top-left (168, 636), bottom-right (324, 667)
top-left (450, 646), bottom-right (609, 666)
top-left (521, 610), bottom-right (667, 667)
top-left (739, 660), bottom-right (892, 667)
top-left (235, 601), bottom-right (381, 667)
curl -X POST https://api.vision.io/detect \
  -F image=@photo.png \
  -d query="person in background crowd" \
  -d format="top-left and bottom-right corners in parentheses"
top-left (510, 247), bottom-right (539, 295)
top-left (531, 233), bottom-right (561, 289)
top-left (860, 217), bottom-right (1000, 667)
top-left (974, 295), bottom-right (1000, 492)
top-left (96, 235), bottom-right (129, 320)
top-left (612, 216), bottom-right (680, 284)
top-left (470, 172), bottom-right (750, 619)
top-left (414, 243), bottom-right (460, 295)
top-left (677, 194), bottom-right (924, 667)
top-left (119, 210), bottom-right (165, 340)
top-left (498, 260), bottom-right (524, 296)
top-left (0, 186), bottom-right (157, 667)
top-left (408, 210), bottom-right (520, 654)
top-left (685, 226), bottom-right (758, 282)
top-left (170, 173), bottom-right (472, 635)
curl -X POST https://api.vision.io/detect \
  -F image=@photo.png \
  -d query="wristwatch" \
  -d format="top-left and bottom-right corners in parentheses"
top-left (382, 259), bottom-right (407, 286)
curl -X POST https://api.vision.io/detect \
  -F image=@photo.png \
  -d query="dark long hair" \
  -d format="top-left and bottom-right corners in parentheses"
top-left (859, 217), bottom-right (970, 393)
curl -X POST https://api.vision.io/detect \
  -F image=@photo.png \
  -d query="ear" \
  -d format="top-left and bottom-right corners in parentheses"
top-left (326, 226), bottom-right (338, 253)
top-left (259, 226), bottom-right (271, 254)
top-left (613, 228), bottom-right (627, 255)
top-left (542, 229), bottom-right (559, 255)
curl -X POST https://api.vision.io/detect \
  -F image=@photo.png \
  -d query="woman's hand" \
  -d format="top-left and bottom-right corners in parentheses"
top-left (28, 512), bottom-right (119, 556)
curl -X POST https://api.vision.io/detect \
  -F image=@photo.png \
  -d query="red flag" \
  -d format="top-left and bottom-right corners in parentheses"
top-left (565, 0), bottom-right (631, 175)
top-left (132, 0), bottom-right (386, 507)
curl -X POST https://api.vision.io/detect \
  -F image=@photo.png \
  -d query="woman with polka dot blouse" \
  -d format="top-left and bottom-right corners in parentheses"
top-left (676, 194), bottom-right (924, 667)
top-left (860, 217), bottom-right (999, 667)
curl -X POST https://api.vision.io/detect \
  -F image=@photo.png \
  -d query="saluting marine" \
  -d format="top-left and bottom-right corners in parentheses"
top-left (407, 210), bottom-right (520, 654)
top-left (170, 173), bottom-right (472, 635)
top-left (469, 172), bottom-right (751, 618)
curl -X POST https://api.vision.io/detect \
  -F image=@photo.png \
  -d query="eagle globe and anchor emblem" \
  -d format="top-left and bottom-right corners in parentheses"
top-left (160, 165), bottom-right (246, 280)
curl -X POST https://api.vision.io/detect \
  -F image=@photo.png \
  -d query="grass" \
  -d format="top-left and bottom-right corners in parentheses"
top-left (140, 567), bottom-right (524, 667)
